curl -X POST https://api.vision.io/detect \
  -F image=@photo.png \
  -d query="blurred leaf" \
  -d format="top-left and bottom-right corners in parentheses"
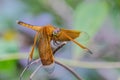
top-left (107, 0), bottom-right (120, 31)
top-left (0, 39), bottom-right (18, 54)
top-left (65, 0), bottom-right (83, 9)
top-left (111, 9), bottom-right (120, 31)
top-left (20, 0), bottom-right (51, 15)
top-left (0, 39), bottom-right (18, 79)
top-left (0, 60), bottom-right (17, 80)
top-left (73, 1), bottom-right (109, 58)
top-left (0, 60), bottom-right (16, 71)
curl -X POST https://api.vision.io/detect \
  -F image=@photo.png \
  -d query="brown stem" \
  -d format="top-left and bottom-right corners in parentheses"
top-left (55, 60), bottom-right (82, 80)
top-left (20, 59), bottom-right (40, 80)
top-left (29, 64), bottom-right (42, 80)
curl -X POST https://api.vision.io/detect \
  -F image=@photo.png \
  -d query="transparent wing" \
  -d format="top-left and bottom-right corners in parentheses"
top-left (53, 28), bottom-right (81, 41)
top-left (78, 31), bottom-right (90, 42)
top-left (53, 28), bottom-right (89, 41)
top-left (52, 28), bottom-right (92, 54)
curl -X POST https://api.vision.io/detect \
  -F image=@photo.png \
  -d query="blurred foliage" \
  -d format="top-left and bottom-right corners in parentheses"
top-left (73, 0), bottom-right (109, 58)
top-left (20, 0), bottom-right (64, 25)
top-left (79, 69), bottom-right (104, 80)
top-left (0, 0), bottom-right (120, 80)
top-left (65, 0), bottom-right (83, 9)
top-left (74, 1), bottom-right (109, 37)
top-left (106, 0), bottom-right (120, 30)
top-left (20, 0), bottom-right (48, 15)
top-left (0, 60), bottom-right (17, 80)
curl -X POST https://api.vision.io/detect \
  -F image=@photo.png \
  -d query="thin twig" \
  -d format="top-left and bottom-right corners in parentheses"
top-left (29, 64), bottom-right (42, 80)
top-left (20, 59), bottom-right (40, 80)
top-left (55, 60), bottom-right (82, 80)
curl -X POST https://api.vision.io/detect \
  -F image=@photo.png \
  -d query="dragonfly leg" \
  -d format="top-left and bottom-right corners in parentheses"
top-left (55, 60), bottom-right (82, 80)
top-left (28, 32), bottom-right (39, 64)
top-left (53, 42), bottom-right (67, 54)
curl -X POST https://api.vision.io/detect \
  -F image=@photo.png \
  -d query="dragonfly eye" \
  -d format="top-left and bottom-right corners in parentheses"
top-left (52, 28), bottom-right (60, 36)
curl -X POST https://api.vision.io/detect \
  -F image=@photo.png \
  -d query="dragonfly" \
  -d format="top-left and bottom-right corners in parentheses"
top-left (17, 21), bottom-right (92, 80)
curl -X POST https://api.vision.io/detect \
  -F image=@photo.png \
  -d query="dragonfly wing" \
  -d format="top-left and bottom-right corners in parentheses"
top-left (53, 28), bottom-right (81, 41)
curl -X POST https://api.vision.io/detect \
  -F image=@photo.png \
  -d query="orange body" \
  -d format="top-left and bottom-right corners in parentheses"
top-left (37, 26), bottom-right (55, 65)
top-left (17, 21), bottom-right (91, 66)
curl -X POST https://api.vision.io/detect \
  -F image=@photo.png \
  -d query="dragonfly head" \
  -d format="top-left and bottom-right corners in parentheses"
top-left (52, 28), bottom-right (60, 36)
